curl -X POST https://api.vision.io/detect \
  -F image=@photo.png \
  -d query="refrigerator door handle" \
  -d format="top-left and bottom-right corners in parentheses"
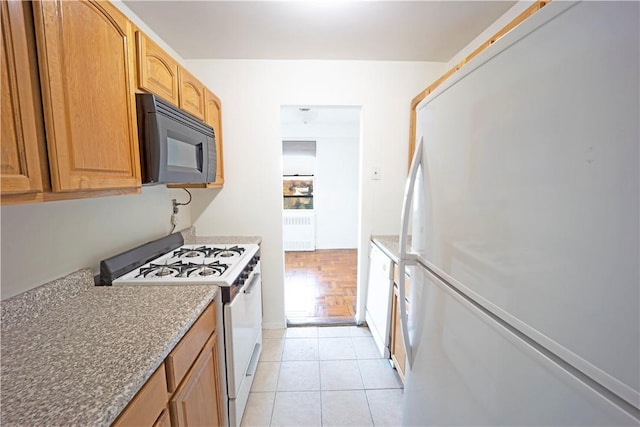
top-left (398, 136), bottom-right (424, 368)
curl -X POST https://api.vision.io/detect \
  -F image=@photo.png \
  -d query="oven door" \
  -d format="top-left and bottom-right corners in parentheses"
top-left (224, 267), bottom-right (262, 399)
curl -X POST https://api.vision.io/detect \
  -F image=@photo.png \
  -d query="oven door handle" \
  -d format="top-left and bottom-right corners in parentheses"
top-left (243, 272), bottom-right (260, 294)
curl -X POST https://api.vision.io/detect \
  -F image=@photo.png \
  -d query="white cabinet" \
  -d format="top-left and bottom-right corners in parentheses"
top-left (365, 242), bottom-right (393, 358)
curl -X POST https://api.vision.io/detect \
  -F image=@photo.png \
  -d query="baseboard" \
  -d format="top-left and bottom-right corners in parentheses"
top-left (287, 317), bottom-right (357, 327)
top-left (262, 321), bottom-right (287, 330)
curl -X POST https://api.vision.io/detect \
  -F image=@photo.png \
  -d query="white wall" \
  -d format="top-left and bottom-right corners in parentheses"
top-left (0, 186), bottom-right (192, 299)
top-left (185, 60), bottom-right (446, 328)
top-left (314, 136), bottom-right (359, 249)
top-left (112, 1), bottom-right (186, 66)
top-left (282, 114), bottom-right (360, 249)
top-left (0, 2), bottom-right (194, 301)
top-left (282, 152), bottom-right (315, 176)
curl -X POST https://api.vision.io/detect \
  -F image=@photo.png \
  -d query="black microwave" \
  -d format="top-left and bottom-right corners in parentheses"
top-left (136, 93), bottom-right (216, 184)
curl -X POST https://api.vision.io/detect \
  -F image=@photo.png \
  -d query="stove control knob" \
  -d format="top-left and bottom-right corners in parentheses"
top-left (240, 272), bottom-right (249, 280)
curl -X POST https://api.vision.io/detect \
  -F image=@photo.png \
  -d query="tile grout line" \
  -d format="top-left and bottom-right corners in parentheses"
top-left (318, 357), bottom-right (323, 427)
top-left (258, 327), bottom-right (383, 426)
top-left (268, 360), bottom-right (280, 427)
top-left (354, 341), bottom-right (377, 426)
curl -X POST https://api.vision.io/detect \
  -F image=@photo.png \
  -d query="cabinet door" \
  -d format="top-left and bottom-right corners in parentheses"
top-left (136, 32), bottom-right (179, 105)
top-left (153, 409), bottom-right (171, 427)
top-left (170, 332), bottom-right (223, 427)
top-left (204, 89), bottom-right (224, 187)
top-left (1, 1), bottom-right (44, 197)
top-left (178, 67), bottom-right (205, 121)
top-left (33, 0), bottom-right (141, 192)
top-left (390, 286), bottom-right (406, 383)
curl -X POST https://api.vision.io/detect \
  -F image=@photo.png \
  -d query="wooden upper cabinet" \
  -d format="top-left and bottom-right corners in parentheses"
top-left (135, 31), bottom-right (179, 105)
top-left (1, 1), bottom-right (45, 199)
top-left (32, 0), bottom-right (141, 192)
top-left (178, 67), bottom-right (206, 121)
top-left (204, 89), bottom-right (224, 187)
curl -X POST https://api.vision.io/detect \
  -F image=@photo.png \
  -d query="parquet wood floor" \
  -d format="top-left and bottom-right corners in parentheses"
top-left (284, 249), bottom-right (358, 325)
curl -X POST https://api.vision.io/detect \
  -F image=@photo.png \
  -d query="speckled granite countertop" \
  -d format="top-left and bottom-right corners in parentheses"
top-left (371, 235), bottom-right (411, 263)
top-left (180, 227), bottom-right (261, 246)
top-left (1, 268), bottom-right (218, 426)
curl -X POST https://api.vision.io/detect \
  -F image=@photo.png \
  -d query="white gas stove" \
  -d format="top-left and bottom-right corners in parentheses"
top-left (99, 234), bottom-right (262, 426)
top-left (113, 243), bottom-right (259, 290)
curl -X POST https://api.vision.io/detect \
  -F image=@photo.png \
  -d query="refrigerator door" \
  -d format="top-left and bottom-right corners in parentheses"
top-left (410, 0), bottom-right (639, 410)
top-left (402, 264), bottom-right (638, 426)
top-left (398, 136), bottom-right (425, 367)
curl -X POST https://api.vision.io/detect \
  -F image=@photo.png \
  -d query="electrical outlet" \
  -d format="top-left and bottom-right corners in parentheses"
top-left (372, 167), bottom-right (381, 180)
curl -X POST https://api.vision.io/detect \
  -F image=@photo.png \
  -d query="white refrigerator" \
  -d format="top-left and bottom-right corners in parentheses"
top-left (398, 1), bottom-right (639, 425)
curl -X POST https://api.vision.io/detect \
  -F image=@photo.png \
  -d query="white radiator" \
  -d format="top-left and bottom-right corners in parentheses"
top-left (283, 210), bottom-right (315, 251)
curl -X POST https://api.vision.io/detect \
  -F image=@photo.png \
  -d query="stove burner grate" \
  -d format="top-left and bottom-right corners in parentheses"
top-left (172, 245), bottom-right (246, 259)
top-left (212, 245), bottom-right (245, 258)
top-left (137, 261), bottom-right (184, 278)
top-left (173, 246), bottom-right (215, 258)
top-left (137, 259), bottom-right (230, 279)
top-left (182, 260), bottom-right (229, 278)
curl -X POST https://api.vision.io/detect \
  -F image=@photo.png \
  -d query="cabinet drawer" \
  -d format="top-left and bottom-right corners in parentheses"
top-left (113, 363), bottom-right (168, 427)
top-left (166, 303), bottom-right (216, 392)
top-left (393, 264), bottom-right (411, 300)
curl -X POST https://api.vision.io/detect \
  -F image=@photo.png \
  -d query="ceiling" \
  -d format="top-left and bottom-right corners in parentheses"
top-left (281, 105), bottom-right (361, 125)
top-left (123, 1), bottom-right (516, 62)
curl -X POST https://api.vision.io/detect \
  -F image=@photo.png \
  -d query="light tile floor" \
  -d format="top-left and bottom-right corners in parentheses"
top-left (242, 326), bottom-right (403, 427)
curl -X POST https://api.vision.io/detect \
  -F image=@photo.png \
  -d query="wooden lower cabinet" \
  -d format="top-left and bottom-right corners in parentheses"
top-left (112, 302), bottom-right (222, 427)
top-left (154, 410), bottom-right (172, 427)
top-left (170, 332), bottom-right (223, 427)
top-left (391, 264), bottom-right (410, 383)
top-left (113, 364), bottom-right (169, 427)
top-left (390, 285), bottom-right (407, 383)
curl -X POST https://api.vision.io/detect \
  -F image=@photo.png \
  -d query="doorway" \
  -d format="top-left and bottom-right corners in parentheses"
top-left (281, 105), bottom-right (361, 326)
